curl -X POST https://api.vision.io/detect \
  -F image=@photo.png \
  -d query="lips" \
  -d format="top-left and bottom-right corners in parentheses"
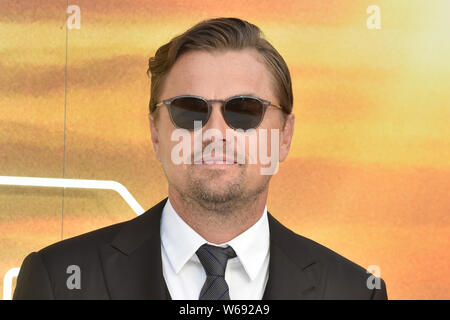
top-left (201, 155), bottom-right (237, 164)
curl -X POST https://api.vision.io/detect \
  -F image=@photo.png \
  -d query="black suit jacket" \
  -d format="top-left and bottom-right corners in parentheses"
top-left (13, 197), bottom-right (387, 299)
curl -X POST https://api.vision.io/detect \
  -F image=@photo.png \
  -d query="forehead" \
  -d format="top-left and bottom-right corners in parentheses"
top-left (160, 48), bottom-right (277, 101)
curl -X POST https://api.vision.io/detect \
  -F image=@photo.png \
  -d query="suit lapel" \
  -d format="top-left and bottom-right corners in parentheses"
top-left (262, 213), bottom-right (326, 300)
top-left (99, 198), bottom-right (171, 300)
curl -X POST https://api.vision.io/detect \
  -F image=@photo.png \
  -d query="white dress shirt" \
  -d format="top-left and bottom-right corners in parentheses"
top-left (160, 198), bottom-right (270, 300)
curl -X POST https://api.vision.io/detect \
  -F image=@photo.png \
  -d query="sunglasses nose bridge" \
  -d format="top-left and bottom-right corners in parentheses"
top-left (202, 100), bottom-right (229, 132)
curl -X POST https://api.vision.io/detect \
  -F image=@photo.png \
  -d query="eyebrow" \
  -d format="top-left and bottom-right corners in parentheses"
top-left (168, 93), bottom-right (262, 101)
top-left (224, 92), bottom-right (260, 100)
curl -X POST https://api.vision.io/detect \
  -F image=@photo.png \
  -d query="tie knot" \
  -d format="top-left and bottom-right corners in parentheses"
top-left (196, 244), bottom-right (236, 277)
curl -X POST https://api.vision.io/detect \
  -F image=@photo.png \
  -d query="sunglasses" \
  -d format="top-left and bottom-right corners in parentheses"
top-left (154, 95), bottom-right (285, 131)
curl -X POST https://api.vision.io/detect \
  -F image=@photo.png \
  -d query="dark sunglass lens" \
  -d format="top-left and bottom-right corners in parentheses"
top-left (224, 97), bottom-right (264, 130)
top-left (169, 97), bottom-right (209, 130)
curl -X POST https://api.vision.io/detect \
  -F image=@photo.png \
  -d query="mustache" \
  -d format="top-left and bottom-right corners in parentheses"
top-left (190, 140), bottom-right (247, 163)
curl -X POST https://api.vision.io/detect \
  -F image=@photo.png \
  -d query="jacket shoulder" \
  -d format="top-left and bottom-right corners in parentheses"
top-left (40, 219), bottom-right (125, 257)
top-left (14, 219), bottom-right (129, 299)
top-left (268, 214), bottom-right (387, 299)
top-left (14, 199), bottom-right (168, 299)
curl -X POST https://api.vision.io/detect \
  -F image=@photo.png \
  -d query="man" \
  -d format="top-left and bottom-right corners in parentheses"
top-left (14, 17), bottom-right (387, 300)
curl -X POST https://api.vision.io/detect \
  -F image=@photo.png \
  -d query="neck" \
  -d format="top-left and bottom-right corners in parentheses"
top-left (167, 185), bottom-right (269, 244)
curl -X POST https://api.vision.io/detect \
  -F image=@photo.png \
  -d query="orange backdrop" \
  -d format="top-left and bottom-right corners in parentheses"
top-left (1, 0), bottom-right (449, 299)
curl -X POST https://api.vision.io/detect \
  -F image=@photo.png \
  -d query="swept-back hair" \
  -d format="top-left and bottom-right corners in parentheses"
top-left (147, 17), bottom-right (293, 119)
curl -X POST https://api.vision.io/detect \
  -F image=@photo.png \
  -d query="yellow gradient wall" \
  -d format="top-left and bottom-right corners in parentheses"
top-left (1, 0), bottom-right (449, 299)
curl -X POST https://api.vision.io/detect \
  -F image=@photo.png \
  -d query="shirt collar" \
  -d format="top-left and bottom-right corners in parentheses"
top-left (160, 197), bottom-right (270, 281)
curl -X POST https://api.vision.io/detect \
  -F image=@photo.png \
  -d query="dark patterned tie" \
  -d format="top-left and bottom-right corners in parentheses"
top-left (196, 244), bottom-right (237, 300)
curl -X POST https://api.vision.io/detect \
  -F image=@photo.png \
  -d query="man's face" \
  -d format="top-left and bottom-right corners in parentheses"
top-left (149, 48), bottom-right (294, 212)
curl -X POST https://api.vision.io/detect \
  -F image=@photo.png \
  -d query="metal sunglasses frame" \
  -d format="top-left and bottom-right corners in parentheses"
top-left (154, 94), bottom-right (285, 130)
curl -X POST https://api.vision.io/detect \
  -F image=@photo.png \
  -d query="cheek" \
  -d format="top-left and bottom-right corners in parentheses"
top-left (158, 127), bottom-right (192, 177)
top-left (248, 130), bottom-right (280, 163)
top-left (155, 109), bottom-right (177, 157)
top-left (160, 139), bottom-right (174, 161)
top-left (157, 117), bottom-right (179, 161)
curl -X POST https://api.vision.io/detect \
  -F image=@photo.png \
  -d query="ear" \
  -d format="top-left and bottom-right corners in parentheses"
top-left (148, 112), bottom-right (161, 162)
top-left (279, 113), bottom-right (295, 162)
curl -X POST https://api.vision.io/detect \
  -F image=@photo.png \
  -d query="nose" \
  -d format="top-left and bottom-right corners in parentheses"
top-left (202, 101), bottom-right (229, 136)
top-left (198, 100), bottom-right (238, 161)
